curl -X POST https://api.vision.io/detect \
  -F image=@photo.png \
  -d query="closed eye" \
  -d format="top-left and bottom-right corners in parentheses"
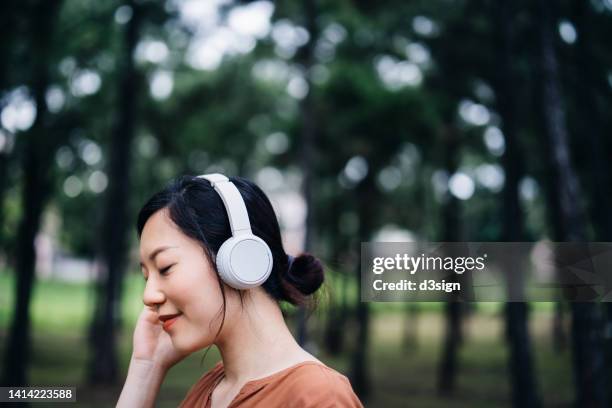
top-left (160, 265), bottom-right (174, 275)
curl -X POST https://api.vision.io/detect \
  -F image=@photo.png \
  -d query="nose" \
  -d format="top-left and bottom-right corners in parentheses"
top-left (143, 275), bottom-right (166, 307)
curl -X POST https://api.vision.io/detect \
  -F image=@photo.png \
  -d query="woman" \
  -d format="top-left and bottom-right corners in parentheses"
top-left (117, 174), bottom-right (363, 407)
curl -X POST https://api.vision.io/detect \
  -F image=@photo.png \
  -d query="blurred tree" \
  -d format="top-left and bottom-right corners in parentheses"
top-left (294, 0), bottom-right (318, 258)
top-left (293, 0), bottom-right (319, 348)
top-left (351, 171), bottom-right (377, 399)
top-left (87, 0), bottom-right (142, 385)
top-left (535, 0), bottom-right (607, 406)
top-left (491, 0), bottom-right (541, 406)
top-left (420, 5), bottom-right (473, 394)
top-left (436, 126), bottom-right (462, 395)
top-left (566, 1), bottom-right (612, 399)
top-left (567, 0), bottom-right (612, 242)
top-left (1, 0), bottom-right (65, 387)
top-left (321, 190), bottom-right (352, 355)
top-left (0, 0), bottom-right (23, 257)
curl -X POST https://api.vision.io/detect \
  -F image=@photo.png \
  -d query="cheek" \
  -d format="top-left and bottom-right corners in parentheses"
top-left (169, 262), bottom-right (221, 312)
top-left (185, 289), bottom-right (225, 328)
top-left (173, 298), bottom-right (225, 352)
top-left (171, 270), bottom-right (227, 350)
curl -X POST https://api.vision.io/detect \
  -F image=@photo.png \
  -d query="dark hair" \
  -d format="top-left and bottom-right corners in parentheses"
top-left (136, 175), bottom-right (324, 307)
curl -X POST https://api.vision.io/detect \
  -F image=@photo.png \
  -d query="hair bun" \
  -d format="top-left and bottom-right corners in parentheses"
top-left (281, 253), bottom-right (324, 305)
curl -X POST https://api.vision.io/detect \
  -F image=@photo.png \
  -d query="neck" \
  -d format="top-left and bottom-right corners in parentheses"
top-left (214, 288), bottom-right (305, 385)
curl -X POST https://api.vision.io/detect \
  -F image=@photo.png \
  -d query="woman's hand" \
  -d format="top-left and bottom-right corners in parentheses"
top-left (131, 306), bottom-right (189, 371)
top-left (118, 307), bottom-right (189, 407)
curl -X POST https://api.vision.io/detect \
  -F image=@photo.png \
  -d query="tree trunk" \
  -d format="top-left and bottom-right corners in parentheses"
top-left (324, 195), bottom-right (346, 355)
top-left (569, 1), bottom-right (612, 400)
top-left (536, 126), bottom-right (567, 352)
top-left (350, 174), bottom-right (376, 400)
top-left (402, 303), bottom-right (419, 350)
top-left (1, 0), bottom-right (64, 387)
top-left (536, 0), bottom-right (607, 406)
top-left (87, 0), bottom-right (140, 385)
top-left (571, 0), bottom-right (612, 401)
top-left (295, 0), bottom-right (318, 347)
top-left (538, 133), bottom-right (569, 353)
top-left (0, 144), bottom-right (9, 252)
top-left (569, 0), bottom-right (612, 242)
top-left (437, 126), bottom-right (462, 395)
top-left (1, 0), bottom-right (63, 386)
top-left (492, 1), bottom-right (541, 406)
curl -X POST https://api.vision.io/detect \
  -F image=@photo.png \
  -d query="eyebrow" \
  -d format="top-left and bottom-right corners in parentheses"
top-left (140, 246), bottom-right (177, 267)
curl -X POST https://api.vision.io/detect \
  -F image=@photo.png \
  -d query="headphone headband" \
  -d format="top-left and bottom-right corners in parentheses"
top-left (197, 173), bottom-right (252, 236)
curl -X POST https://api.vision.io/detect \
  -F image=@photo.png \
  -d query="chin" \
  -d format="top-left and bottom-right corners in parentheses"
top-left (171, 333), bottom-right (213, 354)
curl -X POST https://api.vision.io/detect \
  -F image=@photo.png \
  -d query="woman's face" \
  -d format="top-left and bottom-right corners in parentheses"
top-left (139, 209), bottom-right (229, 353)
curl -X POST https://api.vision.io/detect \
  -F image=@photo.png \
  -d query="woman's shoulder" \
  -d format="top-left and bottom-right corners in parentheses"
top-left (183, 360), bottom-right (364, 407)
top-left (257, 361), bottom-right (364, 407)
top-left (280, 361), bottom-right (350, 385)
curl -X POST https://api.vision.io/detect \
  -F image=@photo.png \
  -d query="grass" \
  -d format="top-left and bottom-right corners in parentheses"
top-left (0, 271), bottom-right (574, 407)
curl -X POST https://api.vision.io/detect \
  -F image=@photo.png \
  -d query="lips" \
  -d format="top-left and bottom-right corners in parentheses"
top-left (159, 313), bottom-right (182, 331)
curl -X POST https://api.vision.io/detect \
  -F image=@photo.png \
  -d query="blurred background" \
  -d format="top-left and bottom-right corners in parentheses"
top-left (1, 0), bottom-right (612, 406)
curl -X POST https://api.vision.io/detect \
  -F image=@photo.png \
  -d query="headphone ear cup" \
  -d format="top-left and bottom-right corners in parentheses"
top-left (215, 235), bottom-right (273, 290)
top-left (215, 237), bottom-right (236, 288)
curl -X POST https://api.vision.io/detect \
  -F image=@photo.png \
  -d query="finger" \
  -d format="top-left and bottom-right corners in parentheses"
top-left (141, 306), bottom-right (160, 324)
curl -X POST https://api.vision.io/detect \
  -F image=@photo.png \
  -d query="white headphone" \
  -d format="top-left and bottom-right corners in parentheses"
top-left (197, 173), bottom-right (273, 289)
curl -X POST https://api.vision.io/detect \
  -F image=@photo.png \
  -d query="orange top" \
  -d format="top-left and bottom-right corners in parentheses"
top-left (178, 361), bottom-right (364, 408)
